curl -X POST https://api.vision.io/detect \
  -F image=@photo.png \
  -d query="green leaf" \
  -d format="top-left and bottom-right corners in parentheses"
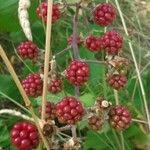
top-left (0, 121), bottom-right (10, 147)
top-left (0, 0), bottom-right (39, 32)
top-left (83, 131), bottom-right (108, 150)
top-left (0, 75), bottom-right (21, 102)
top-left (80, 93), bottom-right (95, 107)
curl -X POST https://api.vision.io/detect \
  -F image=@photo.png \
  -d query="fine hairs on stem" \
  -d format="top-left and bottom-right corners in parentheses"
top-left (114, 0), bottom-right (150, 130)
top-left (0, 45), bottom-right (50, 150)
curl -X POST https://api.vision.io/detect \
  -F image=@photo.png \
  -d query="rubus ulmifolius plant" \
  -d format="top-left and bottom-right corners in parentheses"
top-left (5, 0), bottom-right (142, 149)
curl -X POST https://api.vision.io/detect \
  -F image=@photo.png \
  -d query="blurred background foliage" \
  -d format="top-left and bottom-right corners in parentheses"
top-left (0, 0), bottom-right (150, 149)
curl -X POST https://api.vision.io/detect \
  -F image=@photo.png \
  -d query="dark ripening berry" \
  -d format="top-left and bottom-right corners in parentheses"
top-left (88, 116), bottom-right (103, 131)
top-left (109, 105), bottom-right (132, 130)
top-left (39, 102), bottom-right (56, 120)
top-left (93, 3), bottom-right (116, 26)
top-left (56, 97), bottom-right (84, 124)
top-left (36, 2), bottom-right (61, 23)
top-left (11, 122), bottom-right (39, 150)
top-left (101, 30), bottom-right (123, 55)
top-left (22, 74), bottom-right (43, 97)
top-left (85, 35), bottom-right (102, 52)
top-left (17, 41), bottom-right (38, 60)
top-left (107, 74), bottom-right (127, 90)
top-left (48, 79), bottom-right (63, 94)
top-left (67, 35), bottom-right (82, 47)
top-left (65, 60), bottom-right (90, 86)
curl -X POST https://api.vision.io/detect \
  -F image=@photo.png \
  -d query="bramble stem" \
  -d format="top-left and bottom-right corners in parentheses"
top-left (71, 1), bottom-right (82, 139)
top-left (55, 46), bottom-right (71, 57)
top-left (0, 45), bottom-right (50, 150)
top-left (132, 118), bottom-right (148, 125)
top-left (114, 0), bottom-right (150, 130)
top-left (41, 0), bottom-right (53, 122)
top-left (114, 90), bottom-right (119, 105)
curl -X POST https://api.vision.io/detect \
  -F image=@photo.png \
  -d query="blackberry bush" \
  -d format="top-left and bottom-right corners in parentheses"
top-left (1, 0), bottom-right (148, 149)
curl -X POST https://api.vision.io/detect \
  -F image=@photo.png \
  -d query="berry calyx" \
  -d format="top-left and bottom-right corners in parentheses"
top-left (48, 79), bottom-right (63, 94)
top-left (109, 105), bottom-right (132, 130)
top-left (39, 102), bottom-right (56, 120)
top-left (17, 41), bottom-right (38, 60)
top-left (65, 60), bottom-right (90, 86)
top-left (88, 115), bottom-right (103, 131)
top-left (67, 35), bottom-right (82, 46)
top-left (85, 35), bottom-right (102, 52)
top-left (22, 74), bottom-right (43, 97)
top-left (11, 122), bottom-right (39, 150)
top-left (107, 74), bottom-right (127, 90)
top-left (93, 3), bottom-right (116, 26)
top-left (96, 96), bottom-right (112, 111)
top-left (36, 2), bottom-right (61, 23)
top-left (101, 30), bottom-right (123, 55)
top-left (56, 97), bottom-right (84, 124)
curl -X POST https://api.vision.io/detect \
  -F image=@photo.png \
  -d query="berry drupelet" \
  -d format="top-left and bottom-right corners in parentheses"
top-left (22, 74), bottom-right (43, 97)
top-left (93, 3), bottom-right (116, 26)
top-left (36, 2), bottom-right (61, 23)
top-left (109, 105), bottom-right (132, 130)
top-left (107, 74), bottom-right (127, 90)
top-left (17, 41), bottom-right (38, 60)
top-left (11, 122), bottom-right (39, 150)
top-left (48, 79), bottom-right (63, 94)
top-left (56, 97), bottom-right (84, 124)
top-left (101, 30), bottom-right (123, 55)
top-left (65, 60), bottom-right (90, 86)
top-left (39, 102), bottom-right (56, 120)
top-left (85, 35), bottom-right (102, 52)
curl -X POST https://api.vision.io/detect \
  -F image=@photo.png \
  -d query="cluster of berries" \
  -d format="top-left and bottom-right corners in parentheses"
top-left (88, 97), bottom-right (131, 131)
top-left (11, 2), bottom-right (132, 149)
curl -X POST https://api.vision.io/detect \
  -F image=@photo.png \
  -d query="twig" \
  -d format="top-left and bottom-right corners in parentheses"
top-left (114, 0), bottom-right (150, 130)
top-left (83, 59), bottom-right (107, 65)
top-left (71, 125), bottom-right (77, 138)
top-left (0, 45), bottom-right (50, 150)
top-left (41, 0), bottom-right (53, 122)
top-left (59, 125), bottom-right (72, 132)
top-left (54, 46), bottom-right (71, 57)
top-left (132, 118), bottom-right (148, 125)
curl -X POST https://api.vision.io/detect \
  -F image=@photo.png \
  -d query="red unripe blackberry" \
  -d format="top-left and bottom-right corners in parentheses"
top-left (88, 116), bottom-right (103, 131)
top-left (17, 41), bottom-right (38, 60)
top-left (67, 35), bottom-right (82, 46)
top-left (93, 3), bottom-right (116, 26)
top-left (85, 35), bottom-right (102, 52)
top-left (48, 79), bottom-right (63, 94)
top-left (101, 30), bottom-right (123, 55)
top-left (56, 97), bottom-right (84, 124)
top-left (109, 105), bottom-right (132, 130)
top-left (22, 74), bottom-right (43, 97)
top-left (65, 60), bottom-right (90, 86)
top-left (11, 122), bottom-right (39, 150)
top-left (107, 74), bottom-right (127, 90)
top-left (39, 102), bottom-right (56, 120)
top-left (36, 2), bottom-right (61, 23)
